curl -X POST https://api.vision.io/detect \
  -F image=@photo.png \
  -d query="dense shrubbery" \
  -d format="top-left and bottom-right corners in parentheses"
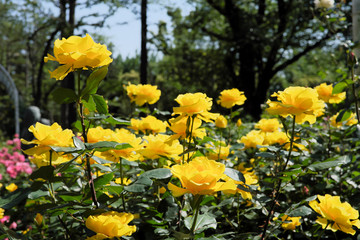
top-left (0, 31), bottom-right (360, 240)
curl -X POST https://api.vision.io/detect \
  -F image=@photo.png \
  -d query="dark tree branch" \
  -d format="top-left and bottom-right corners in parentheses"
top-left (206, 0), bottom-right (226, 15)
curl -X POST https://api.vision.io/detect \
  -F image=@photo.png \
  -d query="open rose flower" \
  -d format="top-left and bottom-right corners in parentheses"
top-left (45, 34), bottom-right (113, 80)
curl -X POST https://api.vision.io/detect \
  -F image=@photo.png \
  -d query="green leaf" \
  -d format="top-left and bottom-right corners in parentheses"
top-left (94, 173), bottom-right (114, 190)
top-left (52, 87), bottom-right (77, 104)
top-left (105, 116), bottom-right (131, 126)
top-left (0, 188), bottom-right (32, 209)
top-left (50, 146), bottom-right (82, 154)
top-left (124, 176), bottom-right (153, 193)
top-left (73, 136), bottom-right (85, 150)
top-left (224, 168), bottom-right (245, 183)
top-left (92, 94), bottom-right (108, 114)
top-left (335, 109), bottom-right (351, 122)
top-left (288, 206), bottom-right (313, 217)
top-left (255, 152), bottom-right (276, 159)
top-left (104, 185), bottom-right (124, 196)
top-left (30, 165), bottom-right (55, 181)
top-left (82, 94), bottom-right (96, 112)
top-left (184, 213), bottom-right (217, 234)
top-left (332, 82), bottom-right (347, 94)
top-left (59, 194), bottom-right (83, 202)
top-left (307, 156), bottom-right (350, 171)
top-left (80, 66), bottom-right (108, 97)
top-left (141, 168), bottom-right (172, 179)
top-left (28, 190), bottom-right (49, 200)
top-left (85, 141), bottom-right (132, 152)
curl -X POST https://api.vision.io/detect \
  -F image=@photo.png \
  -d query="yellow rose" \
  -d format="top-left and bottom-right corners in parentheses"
top-left (0, 208), bottom-right (4, 219)
top-left (266, 86), bottom-right (325, 124)
top-left (167, 117), bottom-right (206, 142)
top-left (276, 215), bottom-right (301, 231)
top-left (255, 118), bottom-right (282, 132)
top-left (206, 142), bottom-right (231, 160)
top-left (236, 119), bottom-right (242, 127)
top-left (173, 93), bottom-right (219, 122)
top-left (239, 130), bottom-right (264, 149)
top-left (315, 83), bottom-right (346, 104)
top-left (330, 112), bottom-right (358, 128)
top-left (126, 84), bottom-right (161, 106)
top-left (130, 116), bottom-right (167, 134)
top-left (168, 157), bottom-right (234, 197)
top-left (45, 34), bottom-right (113, 80)
top-left (86, 211), bottom-right (136, 239)
top-left (34, 213), bottom-right (43, 226)
top-left (21, 122), bottom-right (74, 156)
top-left (217, 88), bottom-right (246, 108)
top-left (309, 194), bottom-right (360, 235)
top-left (29, 151), bottom-right (74, 168)
top-left (215, 115), bottom-right (228, 128)
top-left (87, 126), bottom-right (114, 143)
top-left (223, 170), bottom-right (259, 200)
top-left (6, 183), bottom-right (18, 192)
top-left (138, 134), bottom-right (183, 160)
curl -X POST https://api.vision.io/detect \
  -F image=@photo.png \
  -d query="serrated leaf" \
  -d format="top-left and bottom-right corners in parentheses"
top-left (224, 168), bottom-right (245, 183)
top-left (184, 213), bottom-right (217, 234)
top-left (52, 87), bottom-right (77, 104)
top-left (141, 168), bottom-right (172, 179)
top-left (92, 94), bottom-right (108, 114)
top-left (80, 66), bottom-right (108, 97)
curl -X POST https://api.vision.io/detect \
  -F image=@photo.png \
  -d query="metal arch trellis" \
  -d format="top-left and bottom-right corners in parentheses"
top-left (0, 64), bottom-right (20, 135)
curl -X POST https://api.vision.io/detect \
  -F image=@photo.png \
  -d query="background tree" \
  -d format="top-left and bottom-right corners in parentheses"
top-left (151, 0), bottom-right (351, 119)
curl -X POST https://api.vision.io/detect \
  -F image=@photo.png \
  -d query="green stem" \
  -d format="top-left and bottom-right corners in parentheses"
top-left (185, 116), bottom-right (195, 162)
top-left (119, 158), bottom-right (127, 212)
top-left (190, 195), bottom-right (203, 236)
top-left (351, 67), bottom-right (360, 123)
top-left (48, 150), bottom-right (56, 202)
top-left (260, 115), bottom-right (296, 240)
top-left (317, 222), bottom-right (330, 240)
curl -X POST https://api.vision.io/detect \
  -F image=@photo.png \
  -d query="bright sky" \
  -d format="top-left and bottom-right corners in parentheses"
top-left (43, 1), bottom-right (193, 58)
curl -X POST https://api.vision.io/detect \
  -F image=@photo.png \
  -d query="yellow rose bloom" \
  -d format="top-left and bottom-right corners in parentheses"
top-left (206, 142), bottom-right (231, 160)
top-left (315, 83), bottom-right (346, 104)
top-left (44, 34), bottom-right (113, 80)
top-left (309, 194), bottom-right (360, 235)
top-left (279, 215), bottom-right (301, 231)
top-left (0, 208), bottom-right (4, 219)
top-left (167, 117), bottom-right (206, 142)
top-left (126, 84), bottom-right (161, 106)
top-left (223, 170), bottom-right (259, 200)
top-left (330, 112), bottom-right (358, 128)
top-left (138, 134), bottom-right (183, 160)
top-left (34, 213), bottom-right (43, 226)
top-left (173, 93), bottom-right (219, 123)
top-left (30, 151), bottom-right (74, 168)
top-left (255, 118), bottom-right (282, 132)
top-left (215, 115), bottom-right (228, 128)
top-left (262, 131), bottom-right (288, 146)
top-left (86, 211), bottom-right (136, 239)
top-left (266, 86), bottom-right (325, 124)
top-left (217, 88), bottom-right (246, 108)
top-left (87, 126), bottom-right (114, 143)
top-left (6, 183), bottom-right (18, 192)
top-left (236, 119), bottom-right (242, 127)
top-left (239, 130), bottom-right (264, 149)
top-left (100, 128), bottom-right (142, 162)
top-left (130, 116), bottom-right (167, 134)
top-left (21, 122), bottom-right (74, 156)
top-left (168, 157), bottom-right (234, 197)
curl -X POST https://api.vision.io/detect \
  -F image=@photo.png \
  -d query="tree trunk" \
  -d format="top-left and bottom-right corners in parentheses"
top-left (60, 0), bottom-right (77, 129)
top-left (140, 0), bottom-right (148, 84)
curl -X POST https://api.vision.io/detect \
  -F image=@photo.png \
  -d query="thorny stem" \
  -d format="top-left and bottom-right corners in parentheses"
top-left (260, 115), bottom-right (296, 240)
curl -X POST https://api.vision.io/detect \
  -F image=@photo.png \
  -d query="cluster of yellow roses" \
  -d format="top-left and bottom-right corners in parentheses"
top-left (21, 34), bottom-right (360, 238)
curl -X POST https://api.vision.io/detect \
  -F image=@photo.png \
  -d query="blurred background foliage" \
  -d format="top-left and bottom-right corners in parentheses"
top-left (0, 0), bottom-right (353, 138)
